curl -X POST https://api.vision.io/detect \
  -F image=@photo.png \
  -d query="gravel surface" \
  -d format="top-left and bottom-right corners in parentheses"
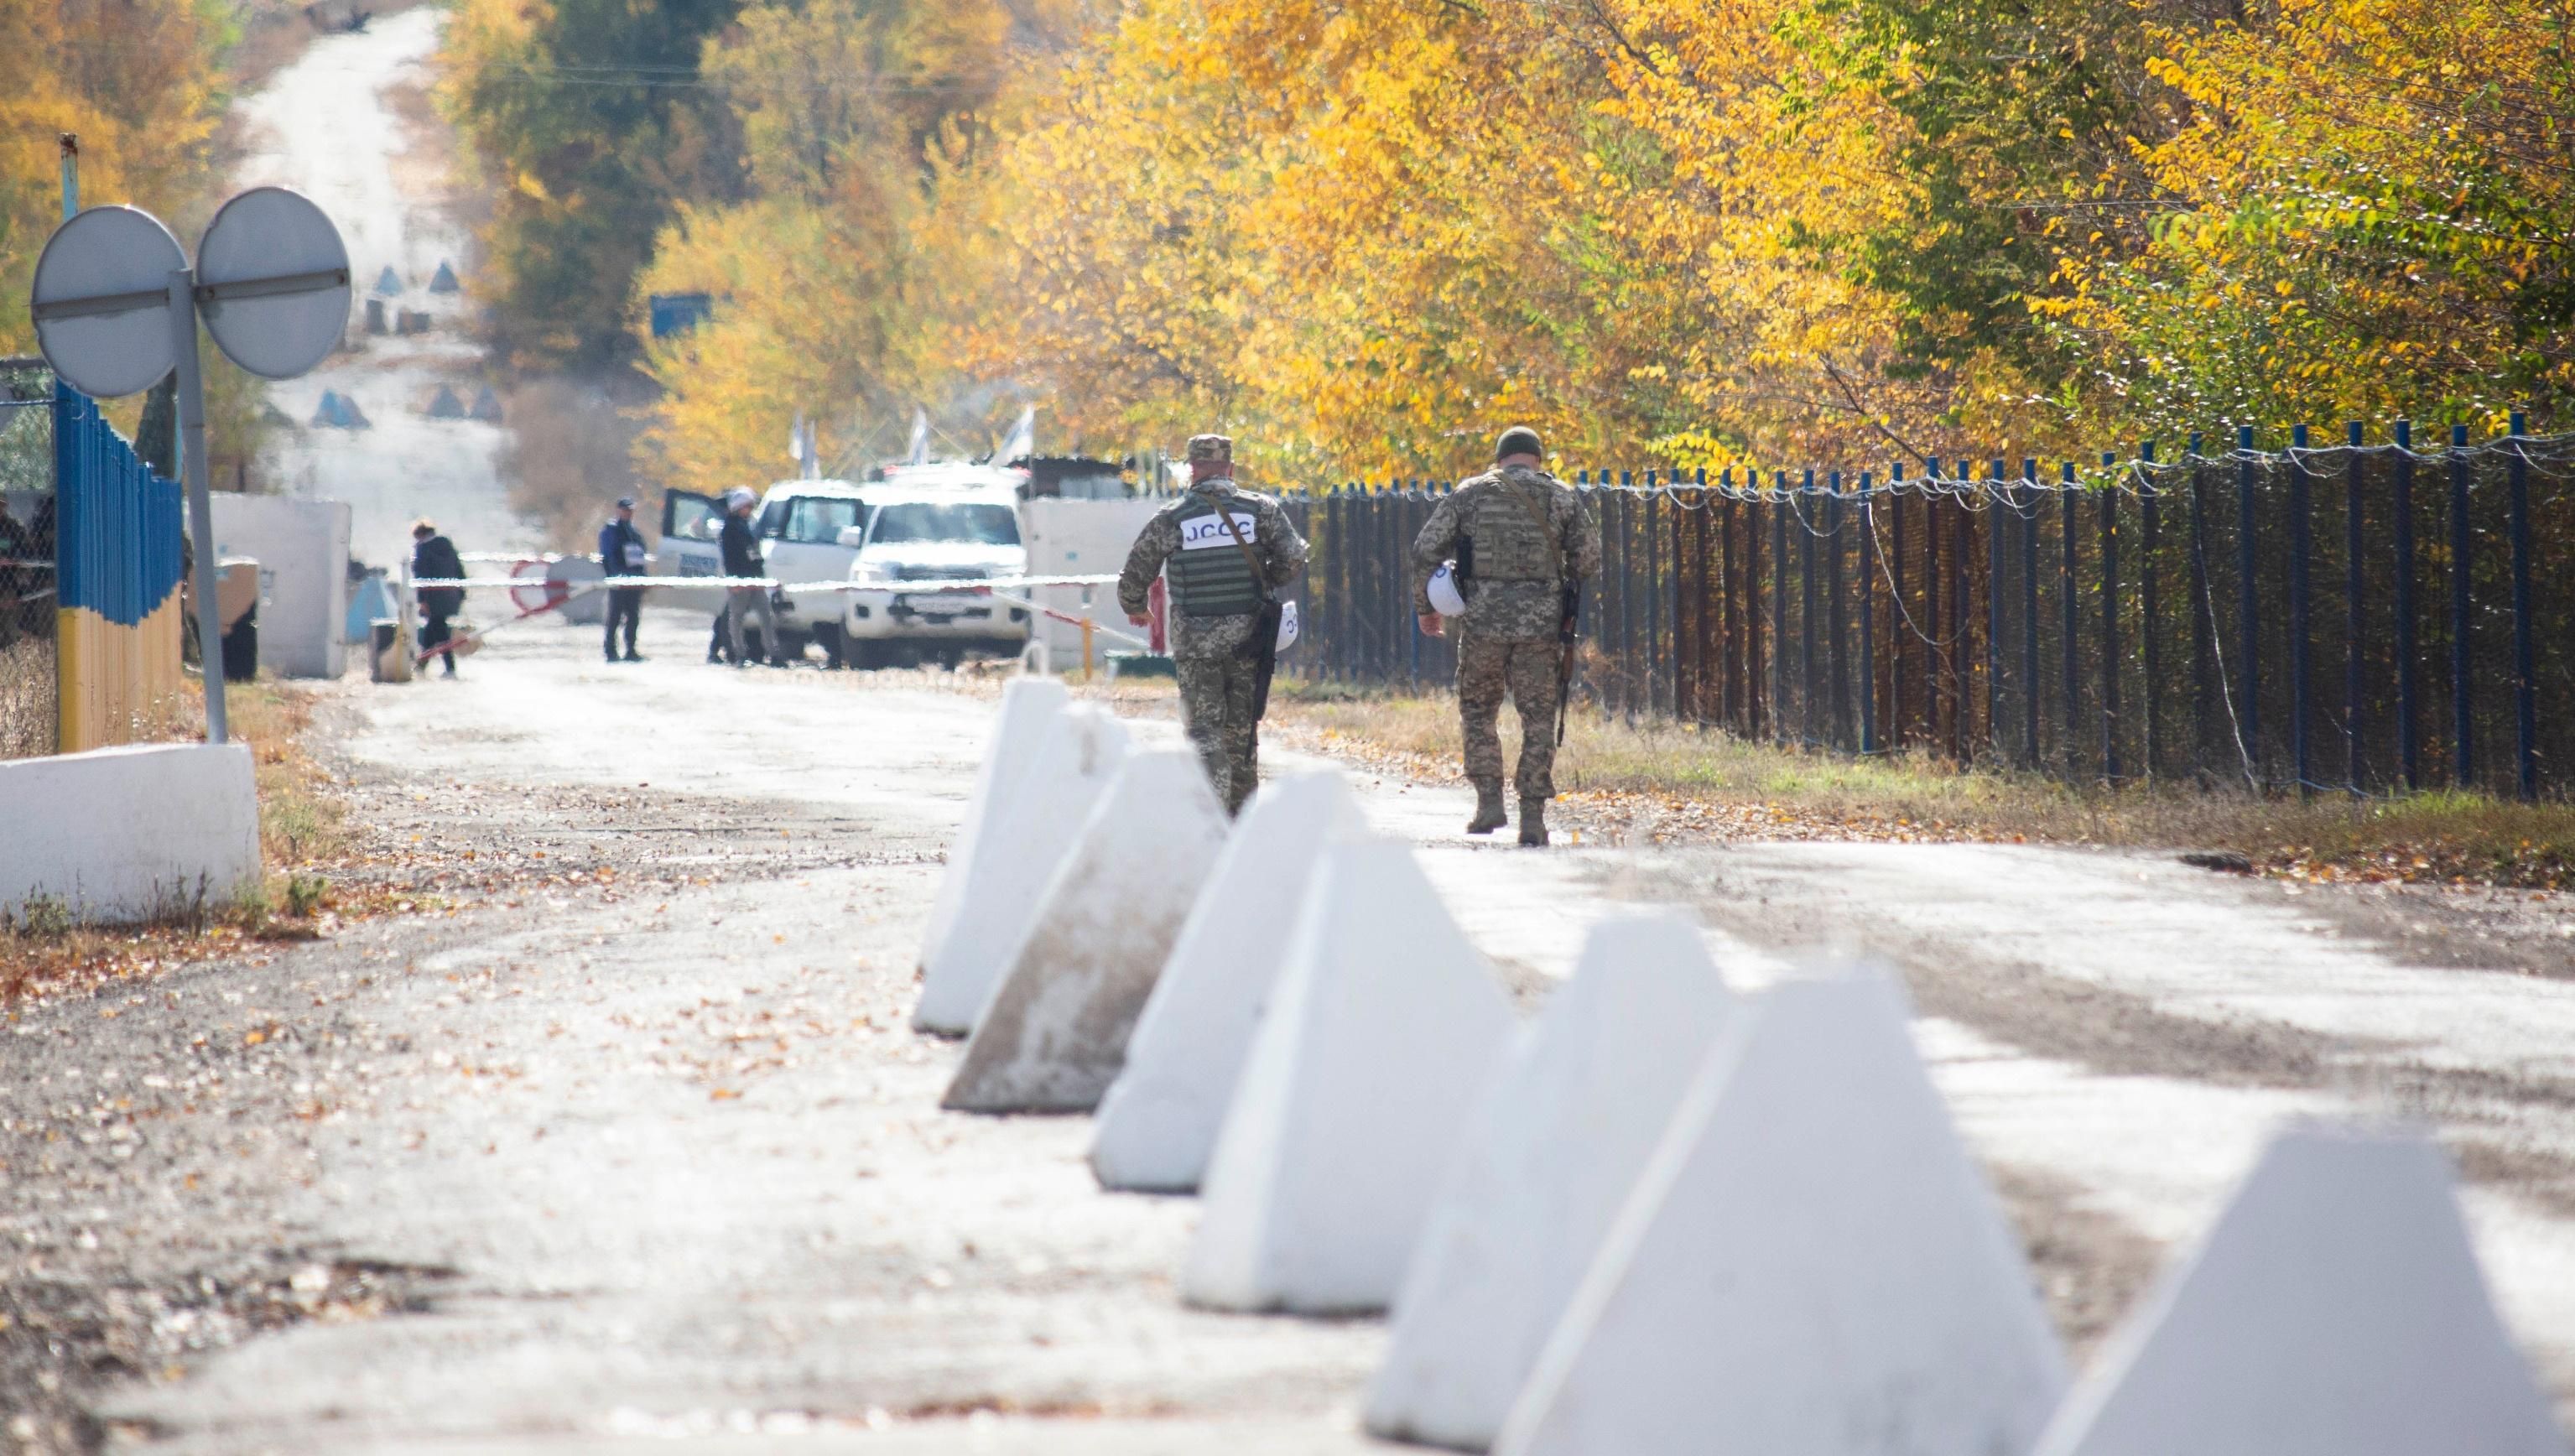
top-left (9, 618), bottom-right (2575, 1451)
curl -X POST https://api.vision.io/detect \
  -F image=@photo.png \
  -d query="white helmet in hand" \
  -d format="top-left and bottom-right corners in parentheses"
top-left (1427, 560), bottom-right (1467, 616)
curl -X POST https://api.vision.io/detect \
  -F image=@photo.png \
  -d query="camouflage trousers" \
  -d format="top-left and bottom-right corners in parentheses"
top-left (1457, 634), bottom-right (1563, 799)
top-left (1176, 653), bottom-right (1262, 814)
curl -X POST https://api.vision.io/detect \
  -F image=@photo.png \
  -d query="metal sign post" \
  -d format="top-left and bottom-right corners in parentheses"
top-left (29, 189), bottom-right (349, 747)
top-left (166, 266), bottom-right (226, 742)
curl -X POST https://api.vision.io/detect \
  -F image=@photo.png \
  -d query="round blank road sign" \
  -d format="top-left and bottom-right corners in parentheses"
top-left (195, 186), bottom-right (351, 381)
top-left (30, 205), bottom-right (187, 399)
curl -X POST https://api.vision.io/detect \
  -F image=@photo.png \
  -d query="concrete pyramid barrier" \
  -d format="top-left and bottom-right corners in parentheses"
top-left (943, 751), bottom-right (1231, 1113)
top-left (917, 677), bottom-right (1069, 976)
top-left (2031, 1126), bottom-right (2568, 1456)
top-left (913, 705), bottom-right (1126, 1035)
top-left (1090, 771), bottom-right (1366, 1192)
top-left (1495, 969), bottom-right (2067, 1456)
top-left (1367, 913), bottom-right (1737, 1450)
top-left (1184, 841), bottom-right (1517, 1315)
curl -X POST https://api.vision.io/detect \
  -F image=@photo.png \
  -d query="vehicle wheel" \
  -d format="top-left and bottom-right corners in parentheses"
top-left (776, 630), bottom-right (809, 664)
top-left (847, 639), bottom-right (889, 671)
top-left (812, 623), bottom-right (845, 670)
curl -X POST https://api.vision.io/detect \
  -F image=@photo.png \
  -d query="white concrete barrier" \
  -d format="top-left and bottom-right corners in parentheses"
top-left (913, 705), bottom-right (1128, 1034)
top-left (1496, 970), bottom-right (2067, 1456)
top-left (2032, 1126), bottom-right (2567, 1456)
top-left (1368, 913), bottom-right (1738, 1449)
top-left (1185, 841), bottom-right (1517, 1314)
top-left (0, 743), bottom-right (262, 923)
top-left (918, 677), bottom-right (1069, 973)
top-left (1090, 770), bottom-right (1366, 1191)
top-left (943, 751), bottom-right (1230, 1113)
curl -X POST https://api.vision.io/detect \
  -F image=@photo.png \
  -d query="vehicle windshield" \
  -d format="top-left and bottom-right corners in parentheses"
top-left (783, 496), bottom-right (866, 544)
top-left (869, 502), bottom-right (1019, 546)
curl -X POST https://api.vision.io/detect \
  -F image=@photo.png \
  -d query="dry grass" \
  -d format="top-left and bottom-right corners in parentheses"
top-left (0, 639), bottom-right (52, 759)
top-left (1268, 680), bottom-right (2575, 888)
top-left (0, 677), bottom-right (346, 1006)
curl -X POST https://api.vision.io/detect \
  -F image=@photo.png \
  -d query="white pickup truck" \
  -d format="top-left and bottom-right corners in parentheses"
top-left (659, 480), bottom-right (871, 665)
top-left (839, 479), bottom-right (1031, 668)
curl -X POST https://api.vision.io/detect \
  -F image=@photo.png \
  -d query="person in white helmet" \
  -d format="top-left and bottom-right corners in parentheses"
top-left (718, 486), bottom-right (784, 668)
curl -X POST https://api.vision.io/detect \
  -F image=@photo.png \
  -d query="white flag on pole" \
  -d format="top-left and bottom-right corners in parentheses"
top-left (998, 405), bottom-right (1036, 464)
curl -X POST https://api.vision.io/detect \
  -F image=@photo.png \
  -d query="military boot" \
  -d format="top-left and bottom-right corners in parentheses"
top-left (1467, 779), bottom-right (1508, 835)
top-left (1517, 797), bottom-right (1549, 847)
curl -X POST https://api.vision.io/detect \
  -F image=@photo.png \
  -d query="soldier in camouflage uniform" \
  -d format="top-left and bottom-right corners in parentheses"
top-left (1413, 426), bottom-right (1600, 845)
top-left (1120, 434), bottom-right (1310, 815)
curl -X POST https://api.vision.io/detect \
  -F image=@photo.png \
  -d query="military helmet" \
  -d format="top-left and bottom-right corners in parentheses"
top-left (1428, 560), bottom-right (1468, 616)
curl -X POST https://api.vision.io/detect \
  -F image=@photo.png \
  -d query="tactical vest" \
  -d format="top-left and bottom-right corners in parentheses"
top-left (1467, 470), bottom-right (1562, 581)
top-left (1165, 491), bottom-right (1264, 617)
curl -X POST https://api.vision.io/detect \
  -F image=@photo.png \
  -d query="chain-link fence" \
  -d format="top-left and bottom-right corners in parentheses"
top-left (1288, 419), bottom-right (2575, 799)
top-left (0, 359), bottom-right (56, 758)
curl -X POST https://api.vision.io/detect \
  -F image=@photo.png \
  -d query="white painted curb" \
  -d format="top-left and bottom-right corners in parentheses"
top-left (1090, 771), bottom-right (1366, 1191)
top-left (944, 750), bottom-right (1231, 1113)
top-left (1367, 912), bottom-right (1738, 1449)
top-left (2032, 1125), bottom-right (2569, 1456)
top-left (0, 743), bottom-right (263, 923)
top-left (1496, 969), bottom-right (2068, 1456)
top-left (1185, 840), bottom-right (1517, 1314)
top-left (913, 705), bottom-right (1128, 1034)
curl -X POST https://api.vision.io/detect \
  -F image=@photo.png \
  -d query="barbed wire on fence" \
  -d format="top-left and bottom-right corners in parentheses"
top-left (1318, 429), bottom-right (2575, 505)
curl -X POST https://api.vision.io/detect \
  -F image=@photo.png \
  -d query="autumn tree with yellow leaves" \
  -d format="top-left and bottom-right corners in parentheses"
top-left (0, 0), bottom-right (230, 350)
top-left (436, 0), bottom-right (2573, 492)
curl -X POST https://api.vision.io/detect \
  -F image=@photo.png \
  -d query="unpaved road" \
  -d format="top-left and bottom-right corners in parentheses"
top-left (233, 5), bottom-right (532, 569)
top-left (7, 616), bottom-right (2575, 1453)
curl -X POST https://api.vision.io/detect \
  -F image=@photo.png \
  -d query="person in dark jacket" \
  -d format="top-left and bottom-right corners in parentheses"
top-left (411, 517), bottom-right (466, 677)
top-left (597, 496), bottom-right (648, 663)
top-left (718, 486), bottom-right (783, 668)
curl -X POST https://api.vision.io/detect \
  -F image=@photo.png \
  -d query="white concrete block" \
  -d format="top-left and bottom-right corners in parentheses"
top-left (211, 494), bottom-right (351, 679)
top-left (2032, 1126), bottom-right (2569, 1456)
top-left (1496, 969), bottom-right (2067, 1456)
top-left (914, 705), bottom-right (1128, 1034)
top-left (1090, 771), bottom-right (1367, 1191)
top-left (918, 677), bottom-right (1069, 974)
top-left (1367, 912), bottom-right (1738, 1450)
top-left (943, 751), bottom-right (1232, 1113)
top-left (1184, 841), bottom-right (1518, 1314)
top-left (0, 744), bottom-right (263, 923)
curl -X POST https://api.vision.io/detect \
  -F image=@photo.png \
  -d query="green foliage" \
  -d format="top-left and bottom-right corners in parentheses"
top-left (440, 0), bottom-right (746, 372)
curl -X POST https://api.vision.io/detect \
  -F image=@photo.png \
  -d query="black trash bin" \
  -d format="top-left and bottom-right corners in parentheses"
top-left (221, 606), bottom-right (258, 682)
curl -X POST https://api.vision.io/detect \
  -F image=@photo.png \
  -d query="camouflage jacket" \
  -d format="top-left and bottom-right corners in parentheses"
top-left (1118, 481), bottom-right (1310, 661)
top-left (1411, 465), bottom-right (1600, 640)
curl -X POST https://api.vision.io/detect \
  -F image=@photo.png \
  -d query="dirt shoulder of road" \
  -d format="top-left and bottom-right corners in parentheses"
top-left (1267, 681), bottom-right (2575, 892)
top-left (1, 669), bottom-right (944, 1453)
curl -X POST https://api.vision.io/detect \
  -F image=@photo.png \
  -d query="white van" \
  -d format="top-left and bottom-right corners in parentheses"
top-left (840, 483), bottom-right (1030, 668)
top-left (660, 480), bottom-right (871, 664)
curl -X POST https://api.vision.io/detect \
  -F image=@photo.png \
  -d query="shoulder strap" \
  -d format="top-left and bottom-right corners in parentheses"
top-left (1211, 491), bottom-right (1272, 601)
